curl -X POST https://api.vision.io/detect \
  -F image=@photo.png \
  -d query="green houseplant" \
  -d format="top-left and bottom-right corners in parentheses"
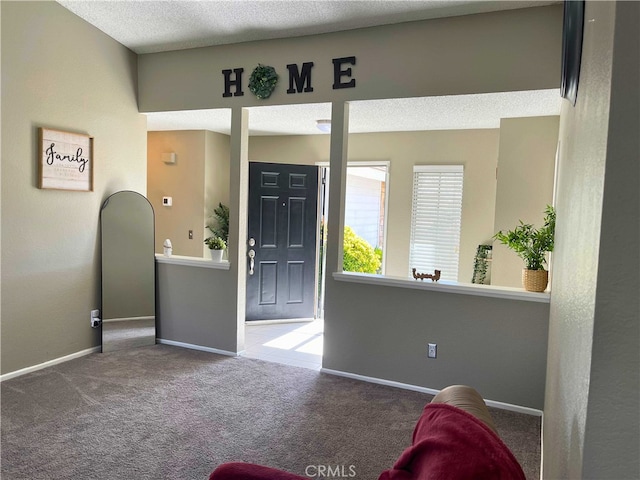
top-left (471, 245), bottom-right (492, 285)
top-left (204, 235), bottom-right (226, 261)
top-left (206, 203), bottom-right (229, 244)
top-left (493, 205), bottom-right (556, 292)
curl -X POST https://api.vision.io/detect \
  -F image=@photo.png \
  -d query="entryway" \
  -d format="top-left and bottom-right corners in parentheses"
top-left (245, 162), bottom-right (319, 321)
top-left (243, 161), bottom-right (324, 370)
top-left (243, 318), bottom-right (323, 370)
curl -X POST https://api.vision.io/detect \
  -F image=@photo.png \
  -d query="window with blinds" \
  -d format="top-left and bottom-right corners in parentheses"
top-left (409, 165), bottom-right (464, 282)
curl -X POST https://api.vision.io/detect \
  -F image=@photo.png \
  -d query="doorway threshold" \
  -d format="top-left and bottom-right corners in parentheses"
top-left (243, 318), bottom-right (323, 371)
top-left (245, 318), bottom-right (315, 325)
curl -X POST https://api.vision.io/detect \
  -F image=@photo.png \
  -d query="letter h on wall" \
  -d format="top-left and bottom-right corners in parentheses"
top-left (222, 68), bottom-right (245, 97)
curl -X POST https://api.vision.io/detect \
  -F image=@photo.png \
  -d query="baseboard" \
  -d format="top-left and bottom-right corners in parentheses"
top-left (0, 346), bottom-right (101, 382)
top-left (102, 316), bottom-right (155, 323)
top-left (320, 368), bottom-right (543, 417)
top-left (156, 338), bottom-right (239, 357)
top-left (483, 397), bottom-right (543, 416)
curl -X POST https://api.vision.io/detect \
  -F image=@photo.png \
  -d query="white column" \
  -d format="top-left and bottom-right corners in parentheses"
top-left (325, 101), bottom-right (350, 274)
top-left (229, 106), bottom-right (249, 351)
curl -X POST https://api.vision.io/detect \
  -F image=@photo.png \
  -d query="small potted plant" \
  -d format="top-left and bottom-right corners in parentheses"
top-left (493, 205), bottom-right (556, 292)
top-left (206, 203), bottom-right (229, 244)
top-left (204, 235), bottom-right (226, 262)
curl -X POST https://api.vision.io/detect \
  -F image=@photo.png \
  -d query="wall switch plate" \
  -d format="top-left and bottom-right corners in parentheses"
top-left (428, 343), bottom-right (437, 358)
top-left (162, 196), bottom-right (172, 206)
top-left (162, 152), bottom-right (176, 164)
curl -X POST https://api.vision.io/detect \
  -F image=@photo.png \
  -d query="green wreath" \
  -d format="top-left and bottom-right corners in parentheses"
top-left (248, 64), bottom-right (278, 99)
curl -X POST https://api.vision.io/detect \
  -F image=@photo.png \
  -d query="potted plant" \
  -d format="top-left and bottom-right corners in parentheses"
top-left (204, 235), bottom-right (226, 262)
top-left (471, 244), bottom-right (492, 285)
top-left (207, 203), bottom-right (229, 244)
top-left (493, 205), bottom-right (556, 292)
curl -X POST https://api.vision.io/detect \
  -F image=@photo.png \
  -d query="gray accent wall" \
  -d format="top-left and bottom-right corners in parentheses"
top-left (543, 1), bottom-right (640, 478)
top-left (323, 277), bottom-right (550, 409)
top-left (1, 2), bottom-right (147, 374)
top-left (156, 263), bottom-right (239, 353)
top-left (138, 6), bottom-right (562, 112)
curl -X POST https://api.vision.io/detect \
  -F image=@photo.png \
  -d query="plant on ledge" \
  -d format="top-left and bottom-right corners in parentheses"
top-left (204, 235), bottom-right (226, 250)
top-left (204, 235), bottom-right (226, 262)
top-left (471, 245), bottom-right (492, 284)
top-left (493, 205), bottom-right (556, 292)
top-left (207, 203), bottom-right (229, 244)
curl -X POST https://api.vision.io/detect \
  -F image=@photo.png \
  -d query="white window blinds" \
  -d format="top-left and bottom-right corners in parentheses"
top-left (409, 165), bottom-right (464, 282)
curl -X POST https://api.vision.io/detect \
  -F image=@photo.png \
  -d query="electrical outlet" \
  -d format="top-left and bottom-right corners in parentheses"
top-left (90, 309), bottom-right (101, 328)
top-left (428, 343), bottom-right (437, 359)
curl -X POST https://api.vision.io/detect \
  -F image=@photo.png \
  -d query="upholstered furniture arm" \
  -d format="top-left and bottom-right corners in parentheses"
top-left (430, 384), bottom-right (498, 434)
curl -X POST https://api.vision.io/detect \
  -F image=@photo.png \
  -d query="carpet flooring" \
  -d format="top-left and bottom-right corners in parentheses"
top-left (1, 344), bottom-right (541, 479)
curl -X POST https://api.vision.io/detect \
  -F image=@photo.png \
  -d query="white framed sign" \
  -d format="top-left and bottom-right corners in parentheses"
top-left (38, 128), bottom-right (93, 191)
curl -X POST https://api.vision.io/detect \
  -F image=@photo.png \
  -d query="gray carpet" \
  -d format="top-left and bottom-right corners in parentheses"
top-left (1, 345), bottom-right (540, 479)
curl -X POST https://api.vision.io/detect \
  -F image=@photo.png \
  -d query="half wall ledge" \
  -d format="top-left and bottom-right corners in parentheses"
top-left (332, 272), bottom-right (550, 303)
top-left (155, 253), bottom-right (230, 270)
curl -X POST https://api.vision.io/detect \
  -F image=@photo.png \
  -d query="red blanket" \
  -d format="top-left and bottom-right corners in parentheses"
top-left (378, 403), bottom-right (526, 480)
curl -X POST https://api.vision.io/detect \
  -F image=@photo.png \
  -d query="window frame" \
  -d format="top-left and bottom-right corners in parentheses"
top-left (409, 164), bottom-right (464, 282)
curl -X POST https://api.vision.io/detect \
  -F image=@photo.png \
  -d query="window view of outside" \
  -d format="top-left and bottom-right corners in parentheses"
top-left (317, 164), bottom-right (387, 315)
top-left (343, 166), bottom-right (387, 274)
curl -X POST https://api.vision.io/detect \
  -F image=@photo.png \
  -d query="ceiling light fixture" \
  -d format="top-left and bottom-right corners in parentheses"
top-left (316, 119), bottom-right (331, 133)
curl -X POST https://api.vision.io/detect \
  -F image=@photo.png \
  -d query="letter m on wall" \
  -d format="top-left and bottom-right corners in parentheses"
top-left (286, 62), bottom-right (314, 94)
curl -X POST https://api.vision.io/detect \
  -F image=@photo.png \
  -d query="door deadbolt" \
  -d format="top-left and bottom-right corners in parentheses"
top-left (248, 237), bottom-right (255, 247)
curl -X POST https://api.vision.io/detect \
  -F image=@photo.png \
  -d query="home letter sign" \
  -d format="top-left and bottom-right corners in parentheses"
top-left (287, 62), bottom-right (314, 94)
top-left (332, 56), bottom-right (356, 89)
top-left (222, 57), bottom-right (356, 97)
top-left (222, 68), bottom-right (245, 97)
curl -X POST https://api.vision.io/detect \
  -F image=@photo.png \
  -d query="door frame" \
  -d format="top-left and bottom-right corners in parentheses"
top-left (315, 160), bottom-right (390, 317)
top-left (245, 161), bottom-right (323, 322)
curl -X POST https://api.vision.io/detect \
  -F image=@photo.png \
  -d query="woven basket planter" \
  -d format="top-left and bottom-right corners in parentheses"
top-left (522, 269), bottom-right (548, 292)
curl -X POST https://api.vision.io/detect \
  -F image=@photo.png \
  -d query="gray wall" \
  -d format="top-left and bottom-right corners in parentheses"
top-left (138, 6), bottom-right (562, 112)
top-left (156, 263), bottom-right (239, 353)
top-left (324, 278), bottom-right (550, 409)
top-left (1, 2), bottom-right (147, 374)
top-left (543, 1), bottom-right (640, 478)
top-left (492, 116), bottom-right (559, 288)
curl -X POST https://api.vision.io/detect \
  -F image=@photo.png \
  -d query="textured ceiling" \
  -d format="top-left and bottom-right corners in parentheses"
top-left (146, 90), bottom-right (562, 136)
top-left (57, 0), bottom-right (558, 54)
top-left (57, 0), bottom-right (562, 135)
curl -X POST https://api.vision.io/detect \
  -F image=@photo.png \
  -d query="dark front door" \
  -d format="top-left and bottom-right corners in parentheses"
top-left (246, 162), bottom-right (319, 321)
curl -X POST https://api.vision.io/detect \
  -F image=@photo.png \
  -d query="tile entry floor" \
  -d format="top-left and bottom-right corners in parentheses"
top-left (243, 318), bottom-right (323, 370)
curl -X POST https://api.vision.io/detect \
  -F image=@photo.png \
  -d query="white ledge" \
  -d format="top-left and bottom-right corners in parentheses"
top-left (332, 272), bottom-right (550, 303)
top-left (155, 254), bottom-right (230, 270)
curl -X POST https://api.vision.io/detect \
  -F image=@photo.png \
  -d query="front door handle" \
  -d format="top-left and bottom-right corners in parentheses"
top-left (248, 249), bottom-right (255, 275)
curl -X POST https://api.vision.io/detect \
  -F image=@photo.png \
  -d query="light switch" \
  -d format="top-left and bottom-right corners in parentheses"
top-left (162, 196), bottom-right (172, 206)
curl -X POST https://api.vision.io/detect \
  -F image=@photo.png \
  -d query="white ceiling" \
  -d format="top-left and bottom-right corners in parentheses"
top-left (57, 0), bottom-right (562, 135)
top-left (146, 90), bottom-right (562, 136)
